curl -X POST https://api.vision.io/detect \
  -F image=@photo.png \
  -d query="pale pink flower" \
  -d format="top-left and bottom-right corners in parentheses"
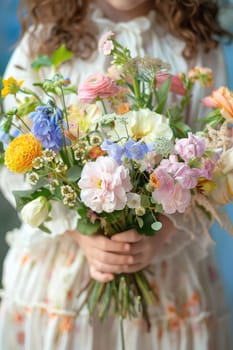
top-left (202, 87), bottom-right (233, 122)
top-left (98, 31), bottom-right (114, 55)
top-left (78, 156), bottom-right (132, 213)
top-left (175, 133), bottom-right (206, 162)
top-left (200, 158), bottom-right (216, 180)
top-left (156, 72), bottom-right (186, 96)
top-left (152, 174), bottom-right (191, 214)
top-left (78, 73), bottom-right (121, 103)
top-left (159, 156), bottom-right (201, 189)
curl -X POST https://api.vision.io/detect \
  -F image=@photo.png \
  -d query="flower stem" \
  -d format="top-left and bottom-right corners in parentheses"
top-left (120, 317), bottom-right (126, 350)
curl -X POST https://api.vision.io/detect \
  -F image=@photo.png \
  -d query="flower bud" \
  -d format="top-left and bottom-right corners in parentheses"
top-left (21, 196), bottom-right (49, 228)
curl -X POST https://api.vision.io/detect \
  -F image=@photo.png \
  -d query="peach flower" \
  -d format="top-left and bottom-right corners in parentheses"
top-left (202, 87), bottom-right (233, 122)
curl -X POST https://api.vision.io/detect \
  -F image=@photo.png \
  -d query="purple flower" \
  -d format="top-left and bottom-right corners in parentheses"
top-left (124, 139), bottom-right (149, 160)
top-left (175, 133), bottom-right (206, 162)
top-left (101, 140), bottom-right (124, 164)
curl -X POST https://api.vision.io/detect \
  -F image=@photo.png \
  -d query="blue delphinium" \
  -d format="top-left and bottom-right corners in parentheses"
top-left (29, 105), bottom-right (64, 151)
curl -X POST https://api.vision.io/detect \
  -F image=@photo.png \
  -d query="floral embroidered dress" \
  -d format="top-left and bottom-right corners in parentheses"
top-left (0, 7), bottom-right (232, 350)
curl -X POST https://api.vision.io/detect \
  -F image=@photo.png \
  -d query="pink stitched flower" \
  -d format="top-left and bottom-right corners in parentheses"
top-left (78, 156), bottom-right (132, 213)
top-left (174, 133), bottom-right (206, 162)
top-left (98, 31), bottom-right (114, 55)
top-left (156, 72), bottom-right (186, 96)
top-left (78, 73), bottom-right (121, 103)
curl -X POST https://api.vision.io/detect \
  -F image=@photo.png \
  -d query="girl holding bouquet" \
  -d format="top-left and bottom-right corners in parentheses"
top-left (0, 0), bottom-right (233, 349)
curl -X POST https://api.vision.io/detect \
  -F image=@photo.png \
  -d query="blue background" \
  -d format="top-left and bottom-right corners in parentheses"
top-left (0, 0), bottom-right (233, 325)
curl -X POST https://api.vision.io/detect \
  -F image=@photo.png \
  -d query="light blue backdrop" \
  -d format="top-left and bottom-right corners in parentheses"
top-left (0, 0), bottom-right (233, 318)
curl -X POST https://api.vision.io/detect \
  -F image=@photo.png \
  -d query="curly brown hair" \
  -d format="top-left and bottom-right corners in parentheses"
top-left (18, 0), bottom-right (232, 60)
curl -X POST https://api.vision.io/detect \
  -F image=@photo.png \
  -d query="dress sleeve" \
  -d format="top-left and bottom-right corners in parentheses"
top-left (151, 203), bottom-right (216, 264)
top-left (0, 33), bottom-right (78, 237)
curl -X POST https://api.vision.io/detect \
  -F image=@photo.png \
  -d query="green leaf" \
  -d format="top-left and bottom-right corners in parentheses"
top-left (151, 221), bottom-right (163, 231)
top-left (66, 165), bottom-right (82, 182)
top-left (155, 78), bottom-right (171, 114)
top-left (171, 121), bottom-right (191, 138)
top-left (12, 188), bottom-right (51, 211)
top-left (77, 218), bottom-right (100, 235)
top-left (51, 44), bottom-right (74, 70)
top-left (136, 211), bottom-right (156, 236)
top-left (136, 216), bottom-right (144, 228)
top-left (38, 224), bottom-right (52, 234)
top-left (63, 85), bottom-right (78, 95)
top-left (31, 55), bottom-right (52, 72)
top-left (140, 194), bottom-right (150, 208)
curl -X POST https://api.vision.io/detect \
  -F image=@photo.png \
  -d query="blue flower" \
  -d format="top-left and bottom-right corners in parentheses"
top-left (101, 140), bottom-right (124, 164)
top-left (124, 139), bottom-right (149, 160)
top-left (29, 105), bottom-right (65, 151)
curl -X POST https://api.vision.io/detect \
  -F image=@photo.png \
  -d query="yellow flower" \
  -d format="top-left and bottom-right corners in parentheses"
top-left (67, 103), bottom-right (101, 138)
top-left (1, 77), bottom-right (24, 98)
top-left (5, 134), bottom-right (42, 173)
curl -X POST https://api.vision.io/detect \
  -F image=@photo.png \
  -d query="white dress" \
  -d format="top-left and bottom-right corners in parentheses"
top-left (0, 8), bottom-right (232, 350)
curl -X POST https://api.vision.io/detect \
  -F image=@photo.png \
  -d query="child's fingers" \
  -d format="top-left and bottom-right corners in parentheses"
top-left (111, 229), bottom-right (142, 243)
top-left (90, 248), bottom-right (134, 266)
top-left (89, 265), bottom-right (114, 283)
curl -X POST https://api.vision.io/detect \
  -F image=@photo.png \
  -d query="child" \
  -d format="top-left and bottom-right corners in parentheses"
top-left (0, 0), bottom-right (232, 349)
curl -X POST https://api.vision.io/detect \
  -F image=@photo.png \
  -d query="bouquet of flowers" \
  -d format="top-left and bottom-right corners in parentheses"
top-left (1, 32), bottom-right (233, 348)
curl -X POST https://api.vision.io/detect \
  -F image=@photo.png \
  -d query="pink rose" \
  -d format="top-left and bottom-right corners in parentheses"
top-left (156, 72), bottom-right (186, 96)
top-left (175, 133), bottom-right (206, 162)
top-left (78, 156), bottom-right (132, 213)
top-left (78, 73), bottom-right (121, 103)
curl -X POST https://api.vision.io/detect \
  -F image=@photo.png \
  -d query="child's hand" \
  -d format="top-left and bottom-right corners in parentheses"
top-left (68, 231), bottom-right (134, 282)
top-left (68, 215), bottom-right (175, 283)
top-left (111, 214), bottom-right (175, 273)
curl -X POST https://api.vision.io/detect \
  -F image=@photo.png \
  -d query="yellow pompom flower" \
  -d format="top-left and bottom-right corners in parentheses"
top-left (5, 134), bottom-right (42, 173)
top-left (1, 77), bottom-right (24, 98)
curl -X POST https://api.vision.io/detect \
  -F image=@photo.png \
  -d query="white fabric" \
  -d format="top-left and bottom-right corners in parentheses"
top-left (0, 6), bottom-right (232, 350)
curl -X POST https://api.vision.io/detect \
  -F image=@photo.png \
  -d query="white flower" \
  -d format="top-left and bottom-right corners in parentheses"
top-left (211, 173), bottom-right (233, 205)
top-left (21, 196), bottom-right (49, 228)
top-left (126, 193), bottom-right (141, 209)
top-left (219, 148), bottom-right (233, 174)
top-left (126, 109), bottom-right (173, 143)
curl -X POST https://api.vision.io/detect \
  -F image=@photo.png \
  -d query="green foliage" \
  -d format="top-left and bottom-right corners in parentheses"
top-left (31, 45), bottom-right (74, 72)
top-left (66, 165), bottom-right (82, 182)
top-left (13, 188), bottom-right (52, 211)
top-left (31, 55), bottom-right (52, 72)
top-left (155, 78), bottom-right (171, 114)
top-left (51, 45), bottom-right (74, 70)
